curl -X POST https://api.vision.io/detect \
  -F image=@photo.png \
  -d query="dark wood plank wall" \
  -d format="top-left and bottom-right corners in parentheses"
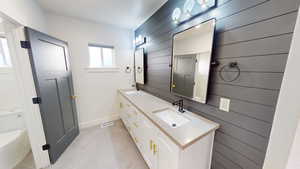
top-left (135, 0), bottom-right (300, 169)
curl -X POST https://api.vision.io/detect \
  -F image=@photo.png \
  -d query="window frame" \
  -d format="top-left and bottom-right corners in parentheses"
top-left (88, 43), bottom-right (116, 69)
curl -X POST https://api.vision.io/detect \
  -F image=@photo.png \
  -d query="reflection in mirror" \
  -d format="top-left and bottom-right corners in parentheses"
top-left (171, 19), bottom-right (215, 103)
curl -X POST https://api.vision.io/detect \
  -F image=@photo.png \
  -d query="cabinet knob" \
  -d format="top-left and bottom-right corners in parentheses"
top-left (150, 140), bottom-right (153, 151)
top-left (153, 143), bottom-right (158, 155)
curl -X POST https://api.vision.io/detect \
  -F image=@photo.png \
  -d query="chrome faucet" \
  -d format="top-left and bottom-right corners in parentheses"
top-left (172, 99), bottom-right (185, 113)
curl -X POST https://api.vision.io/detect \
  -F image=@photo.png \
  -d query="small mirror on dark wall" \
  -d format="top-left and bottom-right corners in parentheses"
top-left (135, 48), bottom-right (145, 84)
top-left (171, 19), bottom-right (216, 103)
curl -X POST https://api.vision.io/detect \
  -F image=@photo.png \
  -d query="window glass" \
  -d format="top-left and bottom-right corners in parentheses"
top-left (102, 47), bottom-right (113, 67)
top-left (0, 37), bottom-right (11, 67)
top-left (89, 46), bottom-right (102, 68)
top-left (88, 45), bottom-right (114, 68)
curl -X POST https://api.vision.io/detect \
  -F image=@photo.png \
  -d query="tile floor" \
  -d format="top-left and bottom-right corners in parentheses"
top-left (14, 120), bottom-right (149, 169)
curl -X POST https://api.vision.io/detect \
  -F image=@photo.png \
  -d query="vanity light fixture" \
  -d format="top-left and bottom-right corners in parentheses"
top-left (172, 0), bottom-right (216, 24)
top-left (197, 0), bottom-right (209, 5)
top-left (134, 35), bottom-right (146, 47)
top-left (183, 0), bottom-right (195, 17)
top-left (172, 8), bottom-right (182, 24)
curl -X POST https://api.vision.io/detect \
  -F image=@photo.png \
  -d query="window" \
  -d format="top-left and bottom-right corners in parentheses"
top-left (0, 37), bottom-right (11, 67)
top-left (88, 44), bottom-right (115, 68)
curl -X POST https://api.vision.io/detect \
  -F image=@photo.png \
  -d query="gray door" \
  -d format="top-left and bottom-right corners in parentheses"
top-left (173, 54), bottom-right (196, 98)
top-left (25, 28), bottom-right (79, 164)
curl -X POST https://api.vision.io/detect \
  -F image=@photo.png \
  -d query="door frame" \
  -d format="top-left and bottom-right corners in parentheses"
top-left (0, 13), bottom-right (51, 169)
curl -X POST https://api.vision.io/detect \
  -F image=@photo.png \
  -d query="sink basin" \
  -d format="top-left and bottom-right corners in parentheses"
top-left (153, 108), bottom-right (190, 128)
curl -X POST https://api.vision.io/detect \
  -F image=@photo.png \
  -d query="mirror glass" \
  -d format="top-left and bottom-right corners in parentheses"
top-left (171, 19), bottom-right (215, 103)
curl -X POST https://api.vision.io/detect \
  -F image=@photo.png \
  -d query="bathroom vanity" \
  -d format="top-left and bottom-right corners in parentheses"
top-left (118, 89), bottom-right (219, 169)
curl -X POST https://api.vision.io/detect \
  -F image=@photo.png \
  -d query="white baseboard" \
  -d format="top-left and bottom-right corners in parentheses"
top-left (79, 114), bottom-right (120, 130)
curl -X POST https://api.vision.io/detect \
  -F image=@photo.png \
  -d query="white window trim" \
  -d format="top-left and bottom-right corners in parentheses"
top-left (87, 43), bottom-right (117, 70)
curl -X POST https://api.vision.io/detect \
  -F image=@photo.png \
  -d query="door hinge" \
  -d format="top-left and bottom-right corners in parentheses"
top-left (20, 41), bottom-right (31, 49)
top-left (32, 97), bottom-right (42, 104)
top-left (42, 144), bottom-right (50, 151)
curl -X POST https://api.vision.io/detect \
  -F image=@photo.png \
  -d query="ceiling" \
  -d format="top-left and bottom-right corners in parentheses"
top-left (36, 0), bottom-right (168, 29)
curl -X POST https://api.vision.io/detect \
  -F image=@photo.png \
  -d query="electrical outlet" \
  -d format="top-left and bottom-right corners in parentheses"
top-left (220, 98), bottom-right (230, 112)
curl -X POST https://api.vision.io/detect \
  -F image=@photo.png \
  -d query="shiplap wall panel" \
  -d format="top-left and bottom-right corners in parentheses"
top-left (215, 54), bottom-right (288, 72)
top-left (215, 132), bottom-right (265, 165)
top-left (211, 72), bottom-right (284, 90)
top-left (217, 12), bottom-right (297, 45)
top-left (135, 0), bottom-right (300, 168)
top-left (207, 95), bottom-right (276, 123)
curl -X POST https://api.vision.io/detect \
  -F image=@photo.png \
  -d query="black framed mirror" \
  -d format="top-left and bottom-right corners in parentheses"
top-left (171, 19), bottom-right (216, 103)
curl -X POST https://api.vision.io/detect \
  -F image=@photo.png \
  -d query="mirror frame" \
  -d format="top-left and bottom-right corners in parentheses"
top-left (170, 18), bottom-right (216, 103)
top-left (134, 47), bottom-right (145, 85)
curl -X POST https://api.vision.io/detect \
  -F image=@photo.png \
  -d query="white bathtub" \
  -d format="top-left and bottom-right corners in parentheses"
top-left (0, 130), bottom-right (30, 169)
top-left (0, 111), bottom-right (31, 169)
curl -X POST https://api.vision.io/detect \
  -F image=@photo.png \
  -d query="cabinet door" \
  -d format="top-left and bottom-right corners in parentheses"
top-left (154, 132), bottom-right (179, 169)
top-left (119, 97), bottom-right (128, 125)
top-left (131, 109), bottom-right (143, 150)
top-left (139, 115), bottom-right (157, 169)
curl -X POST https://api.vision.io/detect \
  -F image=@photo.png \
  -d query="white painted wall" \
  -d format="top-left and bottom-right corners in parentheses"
top-left (285, 120), bottom-right (300, 169)
top-left (0, 67), bottom-right (22, 111)
top-left (0, 22), bottom-right (23, 111)
top-left (0, 0), bottom-right (47, 32)
top-left (263, 9), bottom-right (300, 169)
top-left (45, 13), bottom-right (135, 128)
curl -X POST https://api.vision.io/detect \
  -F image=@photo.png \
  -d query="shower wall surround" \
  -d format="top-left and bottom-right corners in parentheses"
top-left (135, 0), bottom-right (300, 168)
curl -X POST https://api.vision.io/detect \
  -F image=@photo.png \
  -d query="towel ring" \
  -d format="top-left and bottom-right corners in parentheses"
top-left (219, 62), bottom-right (240, 82)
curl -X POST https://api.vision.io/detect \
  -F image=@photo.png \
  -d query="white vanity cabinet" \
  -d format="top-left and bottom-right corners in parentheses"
top-left (118, 92), bottom-right (217, 169)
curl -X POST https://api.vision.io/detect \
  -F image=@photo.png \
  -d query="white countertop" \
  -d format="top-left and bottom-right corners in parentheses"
top-left (119, 89), bottom-right (220, 149)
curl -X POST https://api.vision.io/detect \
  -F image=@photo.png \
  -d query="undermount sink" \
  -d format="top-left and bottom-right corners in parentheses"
top-left (153, 108), bottom-right (190, 128)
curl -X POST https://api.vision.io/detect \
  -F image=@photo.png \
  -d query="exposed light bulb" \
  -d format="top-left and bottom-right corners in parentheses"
top-left (183, 0), bottom-right (195, 14)
top-left (172, 8), bottom-right (182, 24)
top-left (197, 0), bottom-right (208, 5)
